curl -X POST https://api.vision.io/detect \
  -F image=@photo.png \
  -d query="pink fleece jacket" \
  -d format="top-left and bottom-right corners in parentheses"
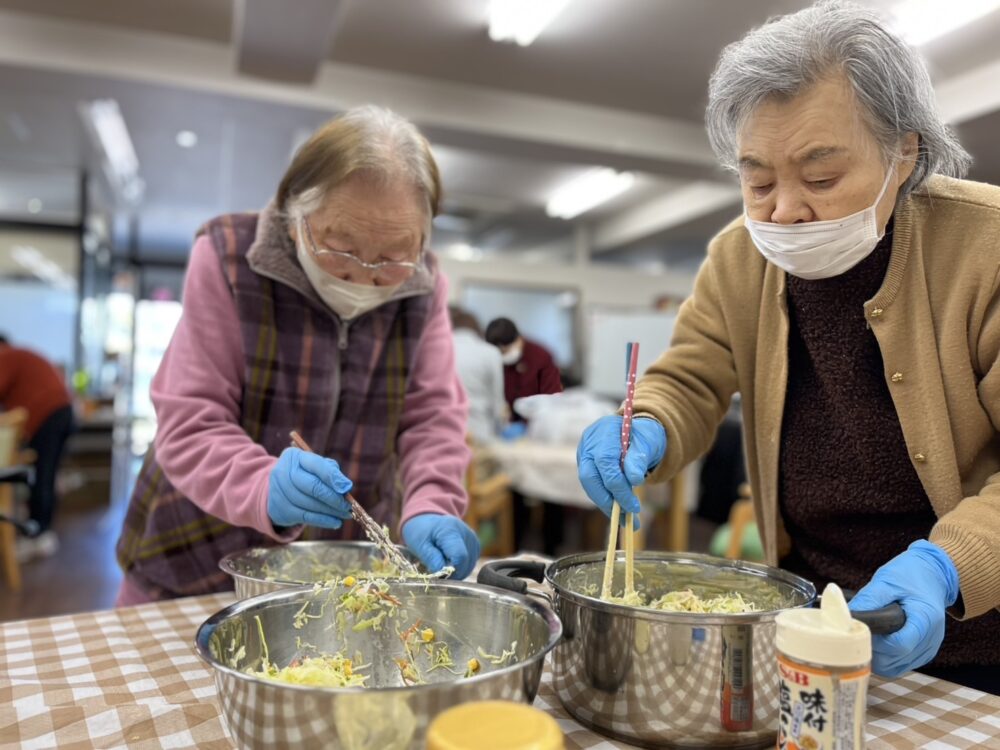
top-left (149, 236), bottom-right (470, 546)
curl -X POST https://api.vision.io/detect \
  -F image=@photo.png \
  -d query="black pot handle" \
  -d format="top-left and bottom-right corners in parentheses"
top-left (477, 559), bottom-right (547, 595)
top-left (833, 589), bottom-right (906, 635)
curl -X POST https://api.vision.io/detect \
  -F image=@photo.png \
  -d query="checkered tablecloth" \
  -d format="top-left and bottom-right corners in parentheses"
top-left (1, 594), bottom-right (999, 749)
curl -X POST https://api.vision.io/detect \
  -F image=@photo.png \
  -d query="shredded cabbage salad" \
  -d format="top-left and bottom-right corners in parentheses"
top-left (603, 588), bottom-right (758, 613)
top-left (240, 576), bottom-right (517, 689)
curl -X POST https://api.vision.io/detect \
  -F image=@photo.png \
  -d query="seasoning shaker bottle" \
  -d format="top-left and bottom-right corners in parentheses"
top-left (775, 582), bottom-right (872, 750)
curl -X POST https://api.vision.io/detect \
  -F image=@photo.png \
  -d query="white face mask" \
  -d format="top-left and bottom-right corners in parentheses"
top-left (501, 341), bottom-right (523, 366)
top-left (295, 230), bottom-right (400, 320)
top-left (744, 170), bottom-right (894, 280)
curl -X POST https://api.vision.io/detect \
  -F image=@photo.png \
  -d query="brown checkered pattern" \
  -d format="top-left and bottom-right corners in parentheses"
top-left (2, 593), bottom-right (999, 749)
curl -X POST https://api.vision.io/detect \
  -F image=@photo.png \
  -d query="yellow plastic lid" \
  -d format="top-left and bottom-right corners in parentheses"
top-left (427, 701), bottom-right (564, 750)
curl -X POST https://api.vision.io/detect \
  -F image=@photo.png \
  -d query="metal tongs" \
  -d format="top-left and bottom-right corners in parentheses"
top-left (289, 431), bottom-right (420, 576)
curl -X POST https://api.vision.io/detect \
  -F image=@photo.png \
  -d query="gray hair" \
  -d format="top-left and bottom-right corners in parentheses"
top-left (705, 0), bottom-right (971, 196)
top-left (279, 104), bottom-right (442, 220)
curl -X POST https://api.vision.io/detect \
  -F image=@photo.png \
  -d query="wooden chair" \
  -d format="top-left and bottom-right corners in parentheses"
top-left (463, 441), bottom-right (516, 557)
top-left (0, 408), bottom-right (30, 591)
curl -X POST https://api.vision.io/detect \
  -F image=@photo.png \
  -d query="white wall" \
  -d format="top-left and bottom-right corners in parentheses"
top-left (439, 256), bottom-right (698, 379)
top-left (438, 256), bottom-right (697, 311)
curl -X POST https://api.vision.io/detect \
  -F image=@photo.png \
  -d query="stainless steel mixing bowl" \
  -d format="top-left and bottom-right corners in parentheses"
top-left (219, 541), bottom-right (421, 599)
top-left (195, 579), bottom-right (562, 749)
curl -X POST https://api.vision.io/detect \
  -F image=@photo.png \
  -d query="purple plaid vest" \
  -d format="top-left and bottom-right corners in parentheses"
top-left (117, 211), bottom-right (435, 599)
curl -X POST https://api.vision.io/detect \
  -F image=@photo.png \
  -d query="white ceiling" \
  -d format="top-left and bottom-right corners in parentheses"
top-left (0, 0), bottom-right (998, 266)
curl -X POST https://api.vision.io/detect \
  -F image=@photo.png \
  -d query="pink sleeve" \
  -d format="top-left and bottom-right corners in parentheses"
top-left (397, 272), bottom-right (472, 528)
top-left (151, 235), bottom-right (299, 542)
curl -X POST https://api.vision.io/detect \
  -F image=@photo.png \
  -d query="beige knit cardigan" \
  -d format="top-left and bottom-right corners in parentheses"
top-left (634, 175), bottom-right (1000, 619)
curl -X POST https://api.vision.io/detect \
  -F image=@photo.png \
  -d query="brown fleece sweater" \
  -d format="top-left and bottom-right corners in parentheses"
top-left (779, 223), bottom-right (1000, 666)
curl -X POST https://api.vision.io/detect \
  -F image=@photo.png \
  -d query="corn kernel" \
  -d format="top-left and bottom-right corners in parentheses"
top-left (421, 628), bottom-right (435, 643)
top-left (467, 658), bottom-right (480, 674)
top-left (342, 575), bottom-right (357, 588)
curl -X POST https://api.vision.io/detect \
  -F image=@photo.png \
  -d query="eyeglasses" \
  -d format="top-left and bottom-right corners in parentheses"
top-left (301, 220), bottom-right (424, 285)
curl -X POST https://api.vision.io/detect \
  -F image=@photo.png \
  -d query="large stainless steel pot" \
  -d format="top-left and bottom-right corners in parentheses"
top-left (219, 541), bottom-right (421, 599)
top-left (479, 551), bottom-right (903, 750)
top-left (196, 579), bottom-right (562, 749)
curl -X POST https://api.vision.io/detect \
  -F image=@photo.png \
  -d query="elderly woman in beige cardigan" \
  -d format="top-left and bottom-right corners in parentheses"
top-left (577, 1), bottom-right (1000, 694)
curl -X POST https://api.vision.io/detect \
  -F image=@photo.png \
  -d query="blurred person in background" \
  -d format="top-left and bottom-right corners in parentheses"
top-left (449, 306), bottom-right (507, 444)
top-left (485, 317), bottom-right (565, 553)
top-left (0, 334), bottom-right (74, 560)
top-left (484, 317), bottom-right (563, 430)
top-left (116, 106), bottom-right (479, 604)
top-left (577, 1), bottom-right (1000, 693)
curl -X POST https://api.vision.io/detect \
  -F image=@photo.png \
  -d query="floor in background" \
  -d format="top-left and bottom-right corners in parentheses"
top-left (0, 498), bottom-right (125, 622)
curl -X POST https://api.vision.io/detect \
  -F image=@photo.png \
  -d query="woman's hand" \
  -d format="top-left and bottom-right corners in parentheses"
top-left (849, 540), bottom-right (959, 677)
top-left (402, 514), bottom-right (480, 579)
top-left (576, 415), bottom-right (667, 527)
top-left (267, 448), bottom-right (354, 529)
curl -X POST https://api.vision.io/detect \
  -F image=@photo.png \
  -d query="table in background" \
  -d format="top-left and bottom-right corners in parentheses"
top-left (488, 438), bottom-right (692, 551)
top-left (2, 594), bottom-right (999, 749)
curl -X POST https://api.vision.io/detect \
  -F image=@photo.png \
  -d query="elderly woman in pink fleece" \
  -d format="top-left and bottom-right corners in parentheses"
top-left (115, 106), bottom-right (479, 604)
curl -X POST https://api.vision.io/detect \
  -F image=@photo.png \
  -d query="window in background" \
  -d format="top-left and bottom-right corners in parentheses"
top-left (460, 283), bottom-right (578, 371)
top-left (0, 228), bottom-right (79, 370)
top-left (130, 298), bottom-right (182, 456)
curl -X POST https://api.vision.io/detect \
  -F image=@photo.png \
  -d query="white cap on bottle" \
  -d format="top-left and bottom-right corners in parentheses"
top-left (775, 583), bottom-right (872, 668)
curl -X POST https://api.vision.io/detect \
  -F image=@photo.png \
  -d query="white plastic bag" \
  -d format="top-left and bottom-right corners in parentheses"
top-left (512, 388), bottom-right (618, 445)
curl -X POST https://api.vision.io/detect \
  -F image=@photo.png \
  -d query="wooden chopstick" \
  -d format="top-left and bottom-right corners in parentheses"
top-left (625, 512), bottom-right (635, 595)
top-left (289, 431), bottom-right (418, 575)
top-left (601, 505), bottom-right (621, 599)
top-left (601, 342), bottom-right (640, 600)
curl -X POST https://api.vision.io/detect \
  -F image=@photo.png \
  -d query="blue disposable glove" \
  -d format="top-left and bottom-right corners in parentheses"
top-left (576, 415), bottom-right (667, 527)
top-left (848, 540), bottom-right (959, 677)
top-left (267, 448), bottom-right (354, 530)
top-left (500, 422), bottom-right (527, 441)
top-left (402, 513), bottom-right (481, 580)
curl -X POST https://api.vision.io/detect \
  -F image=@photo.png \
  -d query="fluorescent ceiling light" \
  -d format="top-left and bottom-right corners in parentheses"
top-left (175, 130), bottom-right (198, 148)
top-left (488, 0), bottom-right (572, 46)
top-left (79, 98), bottom-right (144, 204)
top-left (889, 0), bottom-right (1000, 45)
top-left (546, 168), bottom-right (635, 220)
top-left (12, 245), bottom-right (76, 290)
top-left (445, 242), bottom-right (482, 262)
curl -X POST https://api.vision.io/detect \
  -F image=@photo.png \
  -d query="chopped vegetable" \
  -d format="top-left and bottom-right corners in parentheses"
top-left (603, 588), bottom-right (758, 613)
top-left (477, 643), bottom-right (518, 667)
top-left (252, 653), bottom-right (368, 687)
top-left (465, 658), bottom-right (481, 677)
top-left (428, 642), bottom-right (456, 672)
top-left (235, 573), bottom-right (516, 691)
top-left (395, 657), bottom-right (422, 685)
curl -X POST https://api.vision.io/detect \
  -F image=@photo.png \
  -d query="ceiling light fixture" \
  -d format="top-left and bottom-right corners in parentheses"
top-left (175, 130), bottom-right (198, 148)
top-left (488, 0), bottom-right (572, 46)
top-left (12, 245), bottom-right (76, 290)
top-left (78, 98), bottom-right (144, 204)
top-left (889, 0), bottom-right (1000, 45)
top-left (445, 242), bottom-right (482, 262)
top-left (546, 168), bottom-right (635, 220)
